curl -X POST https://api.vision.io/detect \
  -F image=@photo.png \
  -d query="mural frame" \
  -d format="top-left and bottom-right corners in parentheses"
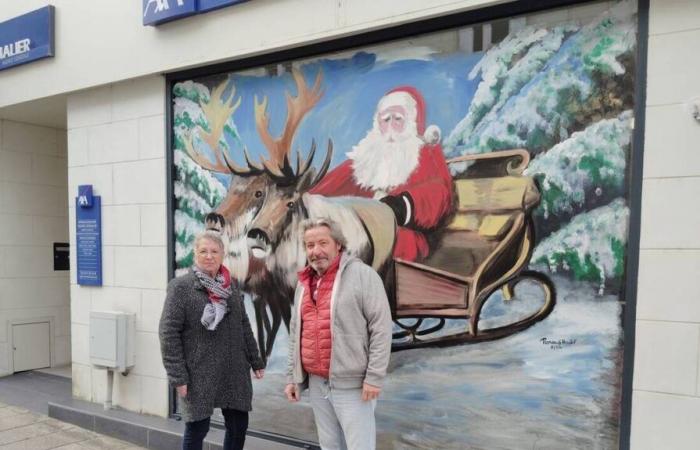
top-left (163, 0), bottom-right (649, 448)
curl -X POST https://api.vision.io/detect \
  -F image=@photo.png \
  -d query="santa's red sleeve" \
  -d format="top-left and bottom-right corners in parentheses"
top-left (310, 159), bottom-right (372, 198)
top-left (395, 144), bottom-right (453, 229)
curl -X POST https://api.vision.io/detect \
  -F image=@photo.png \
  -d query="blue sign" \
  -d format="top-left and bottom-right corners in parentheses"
top-left (143, 0), bottom-right (249, 26)
top-left (78, 184), bottom-right (94, 208)
top-left (198, 0), bottom-right (249, 13)
top-left (0, 6), bottom-right (55, 71)
top-left (76, 186), bottom-right (102, 286)
top-left (143, 0), bottom-right (197, 26)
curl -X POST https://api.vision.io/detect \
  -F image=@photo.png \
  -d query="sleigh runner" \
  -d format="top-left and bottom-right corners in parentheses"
top-left (390, 149), bottom-right (556, 350)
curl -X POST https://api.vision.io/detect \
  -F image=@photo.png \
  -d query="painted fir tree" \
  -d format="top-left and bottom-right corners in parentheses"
top-left (172, 81), bottom-right (228, 271)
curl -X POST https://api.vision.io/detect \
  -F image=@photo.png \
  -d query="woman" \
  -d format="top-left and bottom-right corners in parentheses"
top-left (159, 230), bottom-right (265, 450)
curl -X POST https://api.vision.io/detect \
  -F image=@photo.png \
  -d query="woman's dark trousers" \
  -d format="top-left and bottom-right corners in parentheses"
top-left (182, 409), bottom-right (249, 450)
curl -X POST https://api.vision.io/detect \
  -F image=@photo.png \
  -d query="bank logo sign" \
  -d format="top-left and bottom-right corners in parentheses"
top-left (76, 185), bottom-right (102, 286)
top-left (143, 0), bottom-right (197, 25)
top-left (0, 6), bottom-right (54, 71)
top-left (143, 0), bottom-right (248, 26)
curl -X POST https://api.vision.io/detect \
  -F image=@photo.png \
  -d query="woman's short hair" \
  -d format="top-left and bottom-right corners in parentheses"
top-left (300, 217), bottom-right (347, 249)
top-left (194, 230), bottom-right (225, 251)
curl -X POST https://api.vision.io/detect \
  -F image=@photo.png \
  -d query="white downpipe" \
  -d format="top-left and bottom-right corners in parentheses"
top-left (104, 369), bottom-right (114, 410)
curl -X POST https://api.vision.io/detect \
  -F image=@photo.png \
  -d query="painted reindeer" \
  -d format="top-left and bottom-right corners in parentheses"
top-left (244, 142), bottom-right (398, 353)
top-left (182, 69), bottom-right (328, 362)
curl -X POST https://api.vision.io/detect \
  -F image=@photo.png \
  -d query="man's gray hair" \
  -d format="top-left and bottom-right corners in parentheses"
top-left (194, 230), bottom-right (225, 251)
top-left (300, 217), bottom-right (347, 249)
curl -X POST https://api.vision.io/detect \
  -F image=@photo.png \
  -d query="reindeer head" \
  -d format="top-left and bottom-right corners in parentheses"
top-left (246, 140), bottom-right (333, 261)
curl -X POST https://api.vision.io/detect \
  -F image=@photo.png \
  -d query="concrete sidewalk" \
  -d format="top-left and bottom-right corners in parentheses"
top-left (0, 401), bottom-right (146, 449)
top-left (0, 372), bottom-right (305, 449)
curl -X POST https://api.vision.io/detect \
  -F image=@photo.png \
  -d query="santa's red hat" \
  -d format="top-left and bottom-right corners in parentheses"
top-left (377, 86), bottom-right (440, 144)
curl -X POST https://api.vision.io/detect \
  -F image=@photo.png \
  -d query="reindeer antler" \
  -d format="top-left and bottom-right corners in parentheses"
top-left (309, 139), bottom-right (333, 189)
top-left (201, 82), bottom-right (240, 151)
top-left (263, 139), bottom-right (334, 189)
top-left (183, 80), bottom-right (263, 176)
top-left (254, 68), bottom-right (324, 176)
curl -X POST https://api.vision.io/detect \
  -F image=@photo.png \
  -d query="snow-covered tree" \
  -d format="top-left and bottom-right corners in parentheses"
top-left (446, 0), bottom-right (637, 157)
top-left (446, 25), bottom-right (574, 153)
top-left (531, 198), bottom-right (629, 293)
top-left (173, 80), bottom-right (211, 105)
top-left (172, 81), bottom-right (227, 272)
top-left (524, 110), bottom-right (632, 222)
top-left (173, 148), bottom-right (227, 270)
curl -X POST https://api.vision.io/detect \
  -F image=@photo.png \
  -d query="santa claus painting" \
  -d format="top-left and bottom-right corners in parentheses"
top-left (311, 86), bottom-right (454, 261)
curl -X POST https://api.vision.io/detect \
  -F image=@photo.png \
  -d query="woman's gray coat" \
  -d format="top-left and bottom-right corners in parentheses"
top-left (159, 271), bottom-right (264, 422)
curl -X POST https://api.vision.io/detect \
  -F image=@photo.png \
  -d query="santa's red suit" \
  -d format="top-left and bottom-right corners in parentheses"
top-left (310, 87), bottom-right (453, 261)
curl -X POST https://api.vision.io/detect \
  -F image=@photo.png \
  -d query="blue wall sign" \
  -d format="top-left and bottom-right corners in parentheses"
top-left (143, 0), bottom-right (248, 26)
top-left (143, 0), bottom-right (197, 26)
top-left (0, 6), bottom-right (55, 71)
top-left (76, 185), bottom-right (102, 286)
top-left (78, 184), bottom-right (94, 208)
top-left (198, 0), bottom-right (249, 13)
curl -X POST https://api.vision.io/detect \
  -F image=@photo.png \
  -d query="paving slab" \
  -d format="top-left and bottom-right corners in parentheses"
top-left (1, 372), bottom-right (307, 449)
top-left (0, 402), bottom-right (145, 450)
top-left (0, 412), bottom-right (44, 432)
top-left (0, 422), bottom-right (61, 446)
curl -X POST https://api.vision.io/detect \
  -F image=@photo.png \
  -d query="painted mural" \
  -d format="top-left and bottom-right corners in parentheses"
top-left (170, 1), bottom-right (638, 448)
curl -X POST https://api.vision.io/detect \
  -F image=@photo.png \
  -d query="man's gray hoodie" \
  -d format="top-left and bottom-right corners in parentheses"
top-left (287, 252), bottom-right (393, 390)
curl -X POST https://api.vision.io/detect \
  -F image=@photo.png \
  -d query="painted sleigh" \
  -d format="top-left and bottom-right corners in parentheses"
top-left (389, 149), bottom-right (556, 350)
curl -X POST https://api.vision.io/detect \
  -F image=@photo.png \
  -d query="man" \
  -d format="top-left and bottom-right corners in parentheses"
top-left (311, 86), bottom-right (453, 261)
top-left (285, 218), bottom-right (393, 450)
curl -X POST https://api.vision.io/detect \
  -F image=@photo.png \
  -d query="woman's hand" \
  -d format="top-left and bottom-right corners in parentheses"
top-left (254, 369), bottom-right (265, 379)
top-left (176, 384), bottom-right (187, 398)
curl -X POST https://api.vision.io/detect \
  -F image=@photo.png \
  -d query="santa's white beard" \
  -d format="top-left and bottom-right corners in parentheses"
top-left (347, 127), bottom-right (423, 193)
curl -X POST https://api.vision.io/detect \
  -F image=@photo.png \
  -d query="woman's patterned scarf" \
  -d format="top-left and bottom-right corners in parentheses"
top-left (193, 265), bottom-right (232, 330)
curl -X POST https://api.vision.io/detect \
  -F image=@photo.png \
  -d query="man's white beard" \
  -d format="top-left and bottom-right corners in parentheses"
top-left (347, 125), bottom-right (423, 193)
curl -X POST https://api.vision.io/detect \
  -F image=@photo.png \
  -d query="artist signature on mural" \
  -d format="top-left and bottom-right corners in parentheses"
top-left (541, 337), bottom-right (577, 350)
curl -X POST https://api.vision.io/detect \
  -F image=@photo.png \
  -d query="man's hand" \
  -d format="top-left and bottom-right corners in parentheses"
top-left (253, 369), bottom-right (265, 379)
top-left (176, 385), bottom-right (187, 398)
top-left (362, 382), bottom-right (381, 401)
top-left (284, 383), bottom-right (300, 402)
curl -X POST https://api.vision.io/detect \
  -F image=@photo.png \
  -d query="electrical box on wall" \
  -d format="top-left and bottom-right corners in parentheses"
top-left (89, 311), bottom-right (135, 373)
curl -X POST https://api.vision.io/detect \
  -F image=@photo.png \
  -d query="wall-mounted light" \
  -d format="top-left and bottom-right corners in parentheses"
top-left (685, 96), bottom-right (700, 122)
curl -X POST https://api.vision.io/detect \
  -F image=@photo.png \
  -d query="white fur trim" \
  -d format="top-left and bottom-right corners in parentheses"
top-left (423, 124), bottom-right (441, 144)
top-left (378, 91), bottom-right (417, 111)
top-left (401, 195), bottom-right (412, 226)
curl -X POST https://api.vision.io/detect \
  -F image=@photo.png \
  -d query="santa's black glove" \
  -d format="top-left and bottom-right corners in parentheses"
top-left (380, 193), bottom-right (411, 226)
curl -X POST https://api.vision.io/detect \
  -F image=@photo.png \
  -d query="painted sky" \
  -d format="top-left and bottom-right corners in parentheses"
top-left (210, 49), bottom-right (483, 187)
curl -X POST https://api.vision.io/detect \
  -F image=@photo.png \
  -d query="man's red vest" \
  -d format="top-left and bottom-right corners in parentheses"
top-left (298, 255), bottom-right (341, 379)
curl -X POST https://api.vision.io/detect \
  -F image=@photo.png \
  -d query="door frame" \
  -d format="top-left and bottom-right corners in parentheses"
top-left (7, 316), bottom-right (55, 374)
